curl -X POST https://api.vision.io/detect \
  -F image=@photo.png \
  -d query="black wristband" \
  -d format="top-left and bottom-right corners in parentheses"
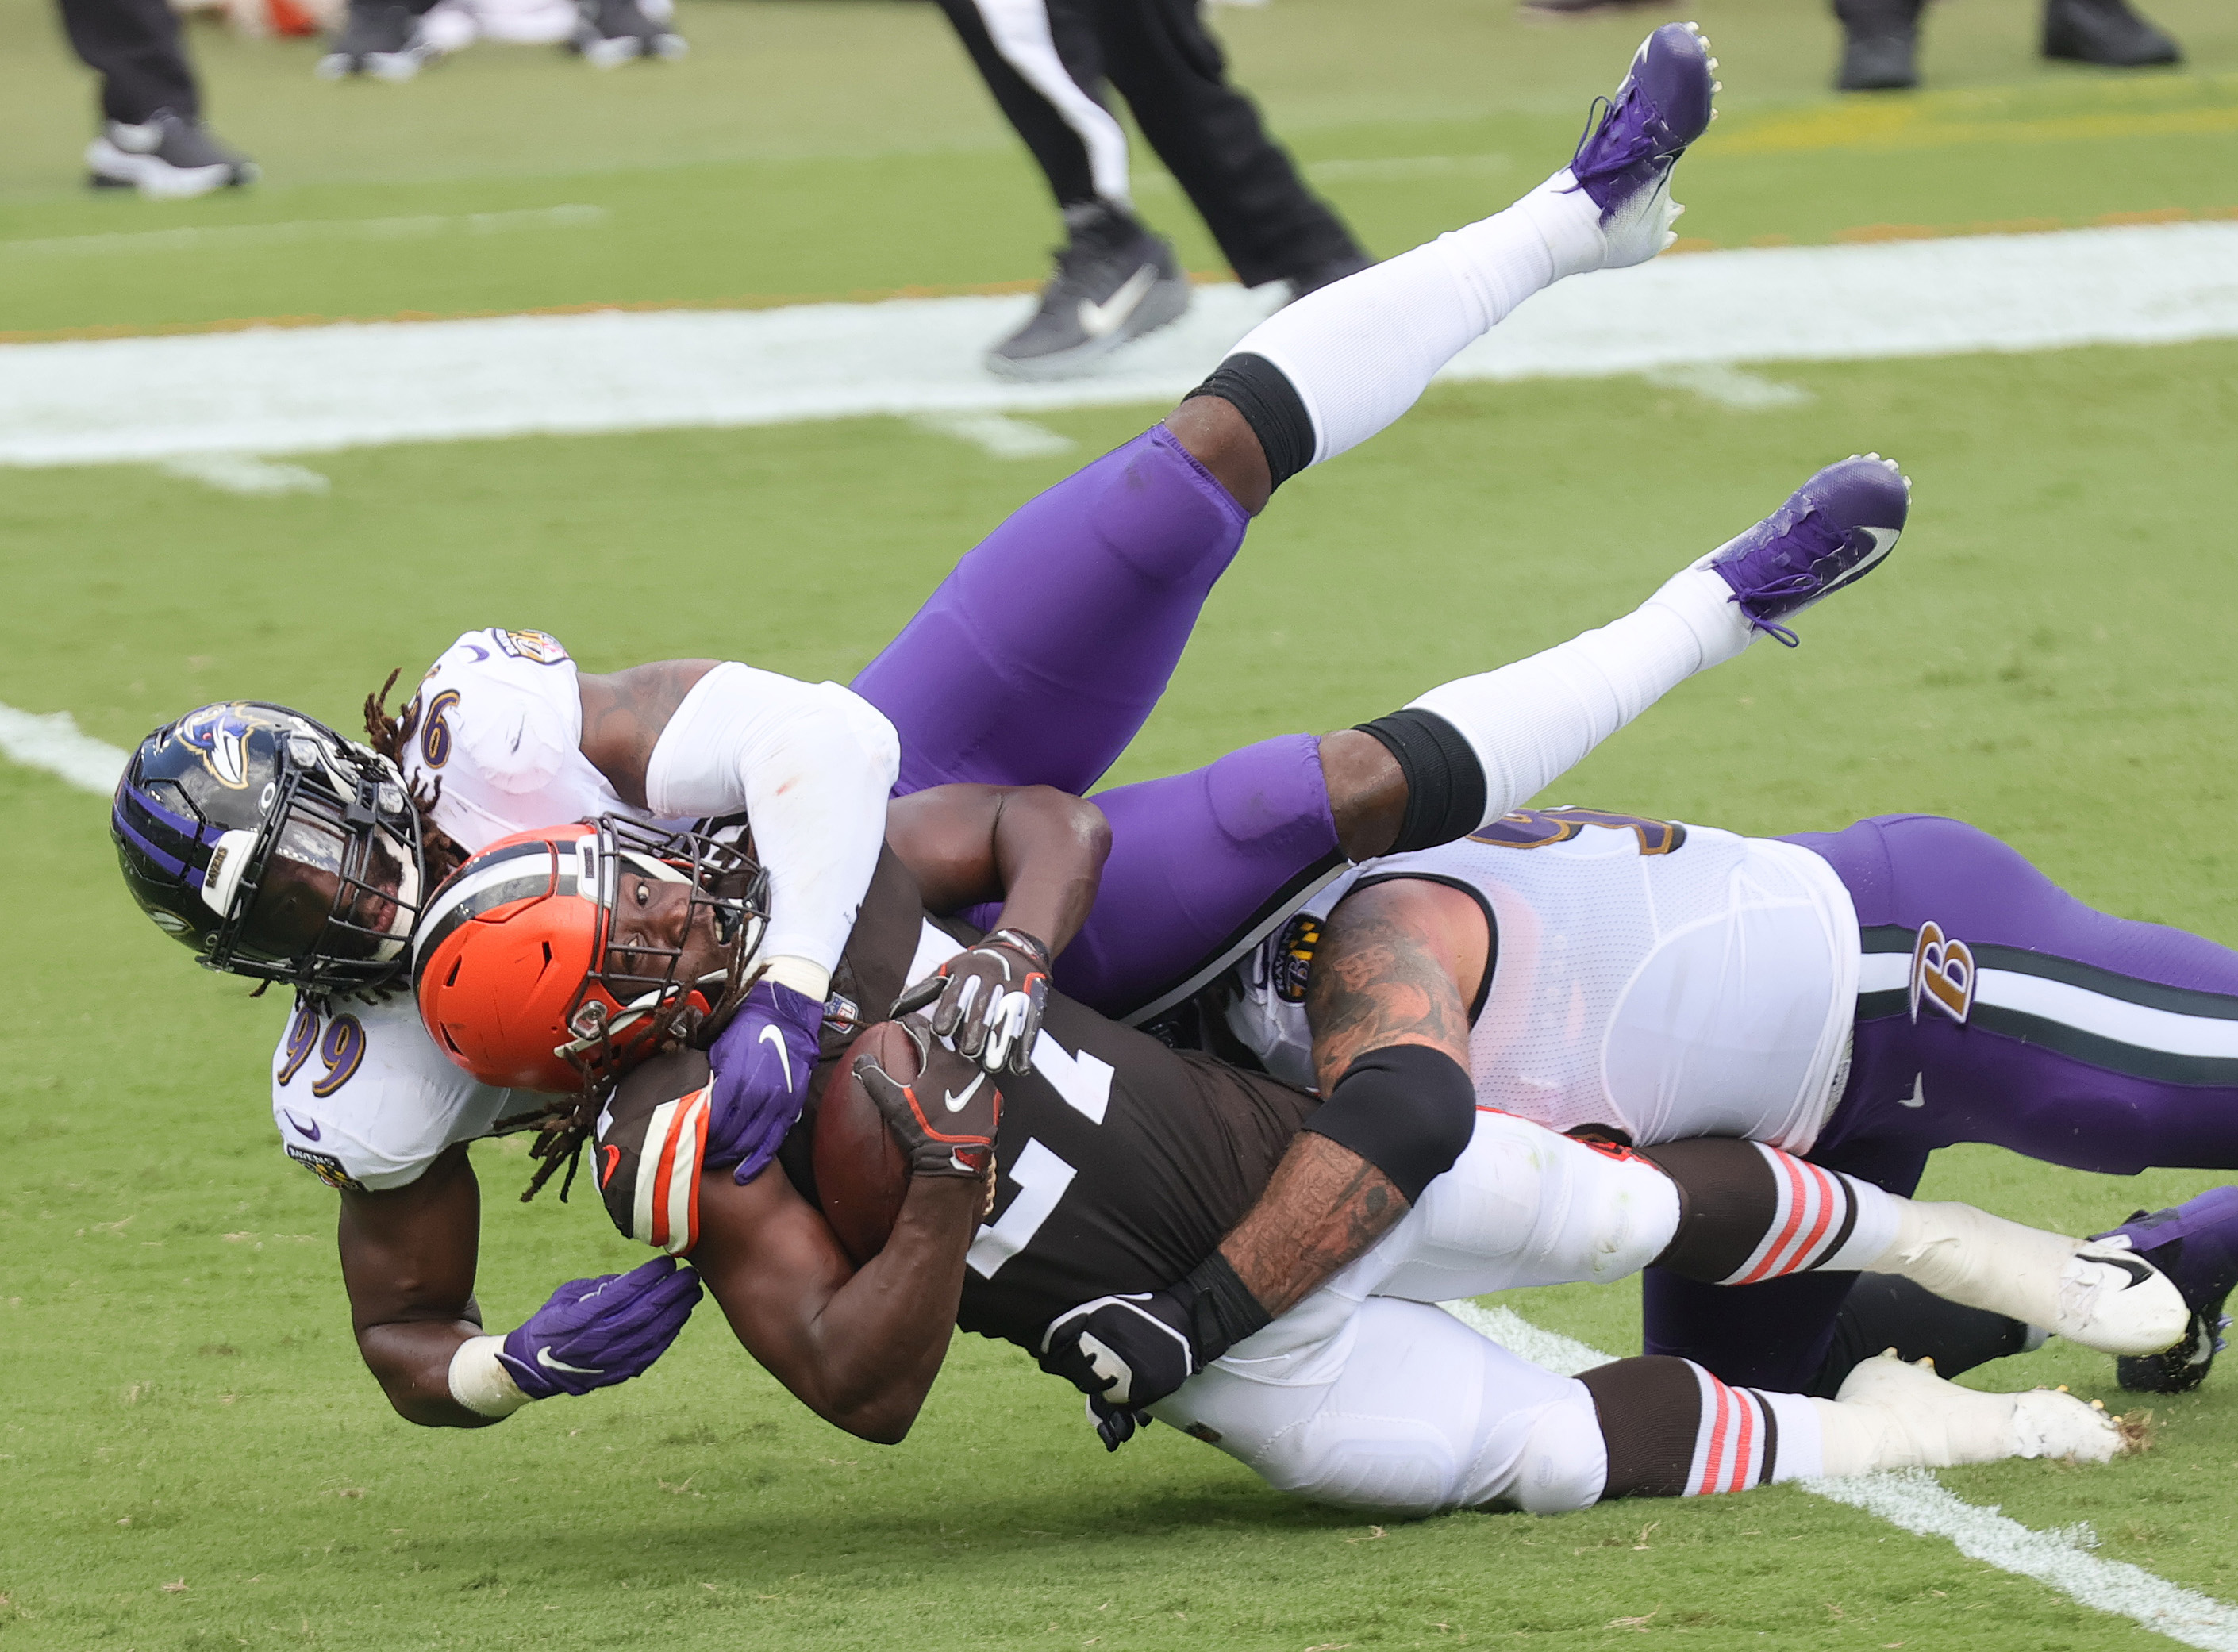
top-left (1179, 1251), bottom-right (1273, 1364)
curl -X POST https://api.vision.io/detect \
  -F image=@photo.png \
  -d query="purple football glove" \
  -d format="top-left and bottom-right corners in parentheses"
top-left (706, 978), bottom-right (824, 1185)
top-left (495, 1255), bottom-right (703, 1401)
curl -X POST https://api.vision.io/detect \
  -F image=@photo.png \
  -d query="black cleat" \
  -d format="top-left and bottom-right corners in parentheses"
top-left (987, 203), bottom-right (1190, 382)
top-left (2043, 0), bottom-right (2181, 67)
top-left (2098, 1187), bottom-right (2238, 1393)
top-left (569, 0), bottom-right (686, 68)
top-left (317, 1), bottom-right (444, 80)
top-left (1835, 0), bottom-right (1923, 89)
top-left (87, 110), bottom-right (256, 198)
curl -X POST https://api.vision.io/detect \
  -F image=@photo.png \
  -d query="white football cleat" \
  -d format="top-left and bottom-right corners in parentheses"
top-left (1832, 1351), bottom-right (2125, 1469)
top-left (2054, 1236), bottom-right (2192, 1357)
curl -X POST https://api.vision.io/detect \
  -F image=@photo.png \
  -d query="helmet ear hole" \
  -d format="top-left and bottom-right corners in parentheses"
top-left (412, 816), bottom-right (771, 1097)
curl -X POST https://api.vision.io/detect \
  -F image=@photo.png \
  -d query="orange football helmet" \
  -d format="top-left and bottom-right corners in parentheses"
top-left (413, 816), bottom-right (770, 1094)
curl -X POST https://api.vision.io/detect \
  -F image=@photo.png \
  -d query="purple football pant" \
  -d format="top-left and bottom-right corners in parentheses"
top-left (1644, 813), bottom-right (2238, 1391)
top-left (850, 426), bottom-right (1344, 1019)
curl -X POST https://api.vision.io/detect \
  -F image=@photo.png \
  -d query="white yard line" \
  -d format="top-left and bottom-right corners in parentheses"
top-left (1809, 1472), bottom-right (2238, 1651)
top-left (0, 705), bottom-right (127, 793)
top-left (157, 455), bottom-right (331, 495)
top-left (1, 220), bottom-right (2232, 470)
top-left (910, 412), bottom-right (1079, 459)
top-left (1440, 1298), bottom-right (2238, 1647)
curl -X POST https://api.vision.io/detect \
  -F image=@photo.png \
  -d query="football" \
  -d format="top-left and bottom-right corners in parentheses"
top-left (813, 1019), bottom-right (916, 1266)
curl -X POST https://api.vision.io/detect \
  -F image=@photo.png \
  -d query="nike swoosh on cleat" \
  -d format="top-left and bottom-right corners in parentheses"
top-left (759, 1023), bottom-right (794, 1092)
top-left (943, 1072), bottom-right (986, 1114)
top-left (536, 1346), bottom-right (602, 1375)
top-left (1077, 264), bottom-right (1159, 340)
top-left (2093, 1253), bottom-right (2158, 1289)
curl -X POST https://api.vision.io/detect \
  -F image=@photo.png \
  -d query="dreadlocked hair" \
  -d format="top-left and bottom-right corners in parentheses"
top-left (363, 667), bottom-right (471, 889)
top-left (490, 1084), bottom-right (604, 1204)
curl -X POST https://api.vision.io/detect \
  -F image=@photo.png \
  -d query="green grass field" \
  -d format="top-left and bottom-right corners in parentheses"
top-left (6, 1), bottom-right (2238, 1646)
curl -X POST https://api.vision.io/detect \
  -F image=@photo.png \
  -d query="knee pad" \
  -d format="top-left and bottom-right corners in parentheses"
top-left (1263, 1414), bottom-right (1461, 1515)
top-left (1306, 1043), bottom-right (1477, 1204)
top-left (1504, 1394), bottom-right (1609, 1515)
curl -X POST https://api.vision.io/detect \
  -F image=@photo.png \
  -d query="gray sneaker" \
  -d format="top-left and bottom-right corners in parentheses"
top-left (317, 2), bottom-right (444, 80)
top-left (987, 205), bottom-right (1190, 382)
top-left (571, 0), bottom-right (686, 68)
top-left (87, 110), bottom-right (256, 199)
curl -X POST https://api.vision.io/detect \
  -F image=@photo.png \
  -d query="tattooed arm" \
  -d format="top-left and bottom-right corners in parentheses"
top-left (575, 660), bottom-right (721, 808)
top-left (1213, 878), bottom-right (1491, 1319)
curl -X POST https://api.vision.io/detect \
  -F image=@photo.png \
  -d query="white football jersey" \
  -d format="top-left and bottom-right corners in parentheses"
top-left (396, 627), bottom-right (691, 855)
top-left (267, 627), bottom-right (675, 1193)
top-left (1222, 810), bottom-right (1861, 1154)
top-left (270, 989), bottom-right (523, 1192)
top-left (270, 627), bottom-right (898, 1193)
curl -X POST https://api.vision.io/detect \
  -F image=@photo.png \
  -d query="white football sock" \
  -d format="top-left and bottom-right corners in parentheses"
top-left (1860, 1201), bottom-right (2189, 1357)
top-left (1814, 1352), bottom-right (2121, 1473)
top-left (1405, 563), bottom-right (1753, 832)
top-left (1226, 171), bottom-right (1604, 468)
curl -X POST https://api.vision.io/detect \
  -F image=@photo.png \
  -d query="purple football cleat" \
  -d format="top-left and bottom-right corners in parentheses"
top-left (1702, 454), bottom-right (1910, 647)
top-left (1567, 22), bottom-right (1719, 267)
top-left (2097, 1186), bottom-right (2238, 1393)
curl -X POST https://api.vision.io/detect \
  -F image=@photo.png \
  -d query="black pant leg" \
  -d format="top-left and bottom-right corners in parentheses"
top-left (934, 0), bottom-right (1115, 213)
top-left (57, 0), bottom-right (200, 124)
top-left (1097, 0), bottom-right (1362, 286)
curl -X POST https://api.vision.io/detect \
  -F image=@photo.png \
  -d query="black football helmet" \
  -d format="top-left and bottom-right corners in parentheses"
top-left (111, 702), bottom-right (425, 993)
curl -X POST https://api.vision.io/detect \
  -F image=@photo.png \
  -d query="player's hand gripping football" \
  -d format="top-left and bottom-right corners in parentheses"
top-left (853, 1015), bottom-right (1002, 1178)
top-left (496, 1255), bottom-right (704, 1401)
top-left (1038, 1290), bottom-right (1200, 1451)
top-left (893, 928), bottom-right (1052, 1076)
top-left (706, 978), bottom-right (825, 1182)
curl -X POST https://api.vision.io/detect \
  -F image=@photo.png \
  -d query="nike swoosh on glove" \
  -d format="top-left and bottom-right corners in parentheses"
top-left (1038, 1290), bottom-right (1198, 1450)
top-left (706, 978), bottom-right (824, 1185)
top-left (894, 928), bottom-right (1052, 1076)
top-left (496, 1255), bottom-right (704, 1401)
top-left (856, 1015), bottom-right (1002, 1178)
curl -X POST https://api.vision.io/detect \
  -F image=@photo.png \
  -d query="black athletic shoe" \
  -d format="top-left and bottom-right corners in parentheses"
top-left (317, 1), bottom-right (443, 80)
top-left (87, 110), bottom-right (256, 199)
top-left (2043, 0), bottom-right (2181, 67)
top-left (2098, 1187), bottom-right (2238, 1393)
top-left (987, 204), bottom-right (1191, 382)
top-left (1835, 0), bottom-right (1923, 89)
top-left (569, 0), bottom-right (686, 68)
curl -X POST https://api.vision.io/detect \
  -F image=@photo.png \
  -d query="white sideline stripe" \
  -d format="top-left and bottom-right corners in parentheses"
top-left (1856, 952), bottom-right (2238, 1059)
top-left (2, 221), bottom-right (2234, 467)
top-left (1642, 363), bottom-right (1816, 409)
top-left (1437, 1298), bottom-right (2238, 1646)
top-left (0, 704), bottom-right (128, 794)
top-left (911, 412), bottom-right (1077, 459)
top-left (158, 455), bottom-right (331, 495)
top-left (0, 205), bottom-right (608, 260)
top-left (1807, 1472), bottom-right (2238, 1651)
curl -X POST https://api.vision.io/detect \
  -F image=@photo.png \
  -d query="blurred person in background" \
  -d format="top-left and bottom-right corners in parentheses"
top-left (56, 0), bottom-right (258, 195)
top-left (936, 0), bottom-right (1371, 379)
top-left (317, 0), bottom-right (680, 81)
top-left (1834, 0), bottom-right (2178, 90)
